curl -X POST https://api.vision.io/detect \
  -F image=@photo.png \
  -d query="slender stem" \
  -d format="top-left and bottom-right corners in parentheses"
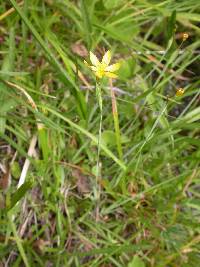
top-left (95, 80), bottom-right (103, 220)
top-left (8, 213), bottom-right (30, 267)
top-left (109, 78), bottom-right (123, 160)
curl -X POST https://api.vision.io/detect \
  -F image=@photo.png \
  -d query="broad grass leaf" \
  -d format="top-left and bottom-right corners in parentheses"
top-left (118, 58), bottom-right (138, 80)
top-left (103, 0), bottom-right (125, 9)
top-left (11, 162), bottom-right (21, 180)
top-left (0, 82), bottom-right (18, 133)
top-left (105, 23), bottom-right (139, 42)
top-left (0, 27), bottom-right (16, 133)
top-left (7, 181), bottom-right (33, 210)
top-left (181, 107), bottom-right (200, 123)
top-left (128, 255), bottom-right (145, 267)
top-left (102, 130), bottom-right (129, 147)
top-left (166, 10), bottom-right (176, 40)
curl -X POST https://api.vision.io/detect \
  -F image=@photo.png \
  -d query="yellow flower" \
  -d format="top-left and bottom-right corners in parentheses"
top-left (84, 50), bottom-right (120, 79)
top-left (176, 88), bottom-right (185, 96)
top-left (182, 32), bottom-right (189, 41)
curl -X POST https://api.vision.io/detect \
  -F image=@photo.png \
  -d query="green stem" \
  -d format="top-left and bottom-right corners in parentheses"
top-left (95, 80), bottom-right (103, 220)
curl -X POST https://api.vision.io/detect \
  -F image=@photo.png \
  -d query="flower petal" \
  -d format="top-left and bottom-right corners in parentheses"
top-left (102, 50), bottom-right (111, 65)
top-left (105, 62), bottom-right (120, 72)
top-left (89, 52), bottom-right (100, 67)
top-left (84, 60), bottom-right (97, 72)
top-left (84, 60), bottom-right (89, 67)
top-left (104, 72), bottom-right (118, 78)
top-left (90, 66), bottom-right (97, 71)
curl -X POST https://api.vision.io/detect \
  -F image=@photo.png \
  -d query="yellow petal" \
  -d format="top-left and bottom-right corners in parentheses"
top-left (84, 60), bottom-right (89, 67)
top-left (102, 50), bottom-right (111, 66)
top-left (90, 66), bottom-right (97, 71)
top-left (84, 60), bottom-right (97, 72)
top-left (105, 62), bottom-right (120, 72)
top-left (89, 52), bottom-right (100, 67)
top-left (104, 72), bottom-right (118, 78)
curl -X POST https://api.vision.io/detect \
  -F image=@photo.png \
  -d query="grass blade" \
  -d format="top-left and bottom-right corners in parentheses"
top-left (9, 0), bottom-right (87, 119)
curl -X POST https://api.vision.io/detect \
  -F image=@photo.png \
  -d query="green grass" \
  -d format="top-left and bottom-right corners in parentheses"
top-left (0, 0), bottom-right (200, 266)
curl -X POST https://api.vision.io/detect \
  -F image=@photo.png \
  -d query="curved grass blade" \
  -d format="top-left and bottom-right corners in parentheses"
top-left (43, 106), bottom-right (127, 171)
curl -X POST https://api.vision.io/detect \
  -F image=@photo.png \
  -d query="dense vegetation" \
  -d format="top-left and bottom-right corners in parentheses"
top-left (0, 0), bottom-right (200, 266)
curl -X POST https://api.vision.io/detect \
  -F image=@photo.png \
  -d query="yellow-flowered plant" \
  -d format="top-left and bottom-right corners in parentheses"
top-left (84, 50), bottom-right (120, 79)
top-left (84, 50), bottom-right (123, 220)
top-left (176, 88), bottom-right (185, 96)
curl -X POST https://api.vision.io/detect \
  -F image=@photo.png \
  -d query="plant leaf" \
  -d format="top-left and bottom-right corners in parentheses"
top-left (7, 181), bottom-right (33, 210)
top-left (128, 255), bottom-right (146, 267)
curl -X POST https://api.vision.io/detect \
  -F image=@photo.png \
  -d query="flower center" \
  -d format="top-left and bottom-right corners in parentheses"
top-left (96, 63), bottom-right (107, 77)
